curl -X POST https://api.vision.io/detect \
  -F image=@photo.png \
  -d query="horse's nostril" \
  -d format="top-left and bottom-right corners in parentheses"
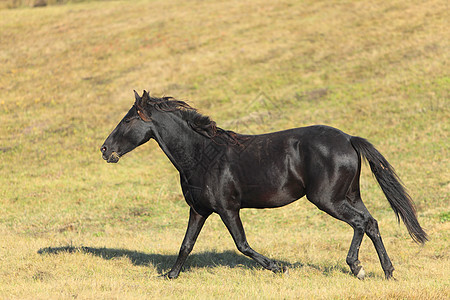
top-left (101, 146), bottom-right (107, 153)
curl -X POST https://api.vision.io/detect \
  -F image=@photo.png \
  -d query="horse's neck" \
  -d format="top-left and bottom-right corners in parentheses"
top-left (153, 113), bottom-right (206, 175)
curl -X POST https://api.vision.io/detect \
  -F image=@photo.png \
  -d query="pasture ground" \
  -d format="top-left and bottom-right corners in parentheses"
top-left (0, 0), bottom-right (449, 298)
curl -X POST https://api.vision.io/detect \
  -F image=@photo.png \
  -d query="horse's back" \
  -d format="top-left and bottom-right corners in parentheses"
top-left (241, 125), bottom-right (356, 163)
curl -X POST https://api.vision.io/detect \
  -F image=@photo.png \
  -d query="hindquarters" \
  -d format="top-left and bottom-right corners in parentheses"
top-left (299, 126), bottom-right (396, 278)
top-left (300, 126), bottom-right (362, 210)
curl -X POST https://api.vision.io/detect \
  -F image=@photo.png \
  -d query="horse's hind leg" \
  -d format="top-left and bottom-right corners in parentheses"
top-left (355, 201), bottom-right (395, 279)
top-left (306, 191), bottom-right (370, 279)
top-left (309, 192), bottom-right (395, 279)
top-left (334, 201), bottom-right (371, 280)
top-left (342, 202), bottom-right (368, 279)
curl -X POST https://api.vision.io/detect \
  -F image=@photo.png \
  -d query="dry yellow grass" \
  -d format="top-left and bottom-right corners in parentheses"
top-left (0, 0), bottom-right (449, 298)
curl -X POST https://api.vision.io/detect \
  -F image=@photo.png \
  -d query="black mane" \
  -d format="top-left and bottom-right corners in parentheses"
top-left (143, 96), bottom-right (239, 143)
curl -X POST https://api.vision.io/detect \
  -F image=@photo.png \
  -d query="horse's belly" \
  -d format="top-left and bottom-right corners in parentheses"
top-left (240, 185), bottom-right (305, 208)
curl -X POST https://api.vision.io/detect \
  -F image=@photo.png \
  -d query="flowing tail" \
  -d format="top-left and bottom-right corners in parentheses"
top-left (350, 136), bottom-right (428, 244)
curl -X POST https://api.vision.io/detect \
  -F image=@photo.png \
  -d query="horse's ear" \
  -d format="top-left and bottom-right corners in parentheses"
top-left (142, 90), bottom-right (150, 101)
top-left (134, 90), bottom-right (141, 102)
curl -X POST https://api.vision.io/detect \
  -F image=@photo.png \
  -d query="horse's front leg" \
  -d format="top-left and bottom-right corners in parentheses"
top-left (163, 207), bottom-right (210, 279)
top-left (219, 209), bottom-right (288, 274)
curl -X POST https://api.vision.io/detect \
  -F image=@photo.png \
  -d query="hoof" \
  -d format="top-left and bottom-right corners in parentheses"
top-left (387, 275), bottom-right (397, 281)
top-left (272, 264), bottom-right (289, 276)
top-left (349, 261), bottom-right (365, 280)
top-left (384, 267), bottom-right (395, 280)
top-left (356, 267), bottom-right (365, 280)
top-left (160, 272), bottom-right (178, 280)
top-left (385, 272), bottom-right (396, 280)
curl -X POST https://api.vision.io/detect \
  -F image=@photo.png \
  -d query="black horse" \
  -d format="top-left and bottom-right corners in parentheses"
top-left (101, 90), bottom-right (427, 279)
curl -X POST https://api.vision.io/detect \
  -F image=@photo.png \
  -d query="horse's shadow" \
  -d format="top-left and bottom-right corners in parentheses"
top-left (37, 246), bottom-right (357, 277)
top-left (38, 246), bottom-right (262, 275)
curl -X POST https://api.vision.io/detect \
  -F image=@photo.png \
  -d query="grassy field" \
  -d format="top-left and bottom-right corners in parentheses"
top-left (0, 0), bottom-right (449, 298)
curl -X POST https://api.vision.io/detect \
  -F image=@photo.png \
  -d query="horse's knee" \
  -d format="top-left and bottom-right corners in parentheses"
top-left (350, 213), bottom-right (370, 235)
top-left (365, 217), bottom-right (380, 237)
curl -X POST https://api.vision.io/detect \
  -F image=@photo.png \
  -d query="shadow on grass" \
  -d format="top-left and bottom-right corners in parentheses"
top-left (37, 246), bottom-right (357, 278)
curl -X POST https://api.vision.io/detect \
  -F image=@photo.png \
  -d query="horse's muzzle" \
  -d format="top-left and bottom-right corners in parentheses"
top-left (106, 152), bottom-right (120, 163)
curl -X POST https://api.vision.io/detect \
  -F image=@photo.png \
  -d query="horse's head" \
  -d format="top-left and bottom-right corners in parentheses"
top-left (100, 90), bottom-right (154, 163)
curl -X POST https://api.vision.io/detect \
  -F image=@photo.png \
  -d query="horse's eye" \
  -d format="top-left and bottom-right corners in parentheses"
top-left (124, 118), bottom-right (131, 123)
